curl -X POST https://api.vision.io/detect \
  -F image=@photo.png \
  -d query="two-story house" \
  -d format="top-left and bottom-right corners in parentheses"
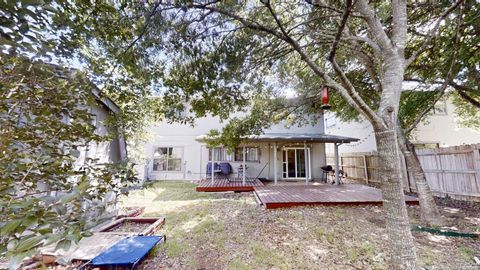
top-left (138, 111), bottom-right (358, 183)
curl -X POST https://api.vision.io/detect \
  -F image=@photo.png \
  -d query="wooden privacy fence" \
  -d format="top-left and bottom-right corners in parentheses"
top-left (327, 143), bottom-right (480, 202)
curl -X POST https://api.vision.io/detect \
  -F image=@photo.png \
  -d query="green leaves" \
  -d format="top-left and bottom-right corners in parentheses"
top-left (14, 235), bottom-right (45, 253)
top-left (1, 220), bottom-right (22, 236)
top-left (55, 239), bottom-right (71, 252)
top-left (22, 216), bottom-right (38, 229)
top-left (0, 56), bottom-right (137, 267)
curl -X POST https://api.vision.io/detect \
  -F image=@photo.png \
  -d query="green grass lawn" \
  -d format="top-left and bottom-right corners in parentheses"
top-left (119, 181), bottom-right (479, 270)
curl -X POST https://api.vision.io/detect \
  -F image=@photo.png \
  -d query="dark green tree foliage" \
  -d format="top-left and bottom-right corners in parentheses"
top-left (289, 0), bottom-right (479, 133)
top-left (451, 92), bottom-right (480, 130)
top-left (0, 57), bottom-right (135, 268)
top-left (398, 91), bottom-right (439, 130)
top-left (404, 0), bottom-right (480, 130)
top-left (1, 3), bottom-right (143, 266)
top-left (57, 1), bottom-right (347, 141)
top-left (1, 1), bottom-right (159, 140)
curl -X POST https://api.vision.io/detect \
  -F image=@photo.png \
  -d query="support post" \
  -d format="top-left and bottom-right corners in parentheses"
top-left (211, 148), bottom-right (215, 184)
top-left (242, 146), bottom-right (246, 184)
top-left (472, 145), bottom-right (480, 194)
top-left (304, 141), bottom-right (308, 185)
top-left (334, 143), bottom-right (340, 185)
top-left (401, 153), bottom-right (411, 192)
top-left (362, 154), bottom-right (369, 184)
top-left (273, 142), bottom-right (278, 184)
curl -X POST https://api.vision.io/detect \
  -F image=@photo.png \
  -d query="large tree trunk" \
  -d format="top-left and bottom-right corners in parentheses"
top-left (397, 126), bottom-right (444, 226)
top-left (375, 126), bottom-right (418, 270)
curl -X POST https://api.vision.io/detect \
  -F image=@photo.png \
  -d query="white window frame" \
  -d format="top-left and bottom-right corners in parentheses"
top-left (234, 147), bottom-right (260, 162)
top-left (433, 100), bottom-right (447, 115)
top-left (208, 147), bottom-right (234, 162)
top-left (152, 146), bottom-right (184, 172)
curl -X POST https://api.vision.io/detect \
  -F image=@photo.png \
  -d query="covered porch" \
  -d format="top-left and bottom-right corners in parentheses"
top-left (195, 133), bottom-right (360, 192)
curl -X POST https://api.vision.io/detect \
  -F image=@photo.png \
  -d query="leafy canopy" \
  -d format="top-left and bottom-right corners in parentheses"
top-left (0, 56), bottom-right (138, 268)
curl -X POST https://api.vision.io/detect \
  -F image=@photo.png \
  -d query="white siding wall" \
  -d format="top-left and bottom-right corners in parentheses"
top-left (324, 112), bottom-right (376, 154)
top-left (144, 115), bottom-right (222, 180)
top-left (141, 113), bottom-right (326, 181)
top-left (76, 103), bottom-right (125, 167)
top-left (411, 100), bottom-right (480, 147)
top-left (324, 98), bottom-right (480, 155)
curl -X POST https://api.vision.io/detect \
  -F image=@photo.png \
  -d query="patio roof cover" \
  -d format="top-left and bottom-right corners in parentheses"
top-left (196, 133), bottom-right (359, 144)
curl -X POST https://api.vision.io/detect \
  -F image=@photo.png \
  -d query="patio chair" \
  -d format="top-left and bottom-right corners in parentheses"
top-left (330, 169), bottom-right (348, 184)
top-left (236, 164), bottom-right (248, 180)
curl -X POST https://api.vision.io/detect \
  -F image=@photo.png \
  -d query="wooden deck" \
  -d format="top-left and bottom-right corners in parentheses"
top-left (196, 178), bottom-right (264, 192)
top-left (254, 184), bottom-right (419, 209)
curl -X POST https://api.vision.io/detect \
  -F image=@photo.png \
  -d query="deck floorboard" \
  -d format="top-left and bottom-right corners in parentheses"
top-left (196, 178), bottom-right (264, 192)
top-left (253, 184), bottom-right (419, 209)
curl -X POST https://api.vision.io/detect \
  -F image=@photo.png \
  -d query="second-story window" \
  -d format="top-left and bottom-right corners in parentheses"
top-left (433, 100), bottom-right (447, 115)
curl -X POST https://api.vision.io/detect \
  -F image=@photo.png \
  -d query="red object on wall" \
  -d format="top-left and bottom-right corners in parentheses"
top-left (321, 86), bottom-right (331, 109)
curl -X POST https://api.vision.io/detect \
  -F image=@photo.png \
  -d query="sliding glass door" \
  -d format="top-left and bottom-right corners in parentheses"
top-left (282, 148), bottom-right (311, 179)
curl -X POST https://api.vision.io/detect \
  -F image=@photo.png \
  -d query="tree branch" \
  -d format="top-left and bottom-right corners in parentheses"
top-left (182, 1), bottom-right (384, 127)
top-left (453, 85), bottom-right (480, 109)
top-left (392, 0), bottom-right (407, 52)
top-left (344, 35), bottom-right (381, 54)
top-left (262, 0), bottom-right (383, 127)
top-left (355, 0), bottom-right (393, 53)
top-left (405, 3), bottom-right (464, 134)
top-left (329, 57), bottom-right (382, 126)
top-left (328, 0), bottom-right (356, 61)
top-left (405, 0), bottom-right (464, 67)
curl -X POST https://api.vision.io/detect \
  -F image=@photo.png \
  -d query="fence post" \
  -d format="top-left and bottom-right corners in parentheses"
top-left (340, 156), bottom-right (344, 171)
top-left (362, 155), bottom-right (369, 184)
top-left (473, 145), bottom-right (480, 190)
top-left (402, 154), bottom-right (411, 192)
top-left (433, 149), bottom-right (443, 193)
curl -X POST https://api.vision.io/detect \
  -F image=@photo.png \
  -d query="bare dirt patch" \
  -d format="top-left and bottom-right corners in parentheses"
top-left (107, 221), bottom-right (152, 233)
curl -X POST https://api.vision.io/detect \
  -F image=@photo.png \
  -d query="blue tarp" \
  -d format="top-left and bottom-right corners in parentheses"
top-left (90, 235), bottom-right (163, 267)
top-left (206, 162), bottom-right (221, 174)
top-left (219, 162), bottom-right (232, 175)
top-left (206, 162), bottom-right (232, 175)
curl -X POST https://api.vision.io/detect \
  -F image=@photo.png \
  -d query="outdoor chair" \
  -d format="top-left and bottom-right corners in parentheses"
top-left (219, 162), bottom-right (233, 181)
top-left (321, 165), bottom-right (348, 184)
top-left (330, 169), bottom-right (348, 184)
top-left (236, 164), bottom-right (248, 180)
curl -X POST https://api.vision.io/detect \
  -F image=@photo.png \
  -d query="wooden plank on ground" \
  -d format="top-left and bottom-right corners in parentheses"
top-left (40, 216), bottom-right (165, 263)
